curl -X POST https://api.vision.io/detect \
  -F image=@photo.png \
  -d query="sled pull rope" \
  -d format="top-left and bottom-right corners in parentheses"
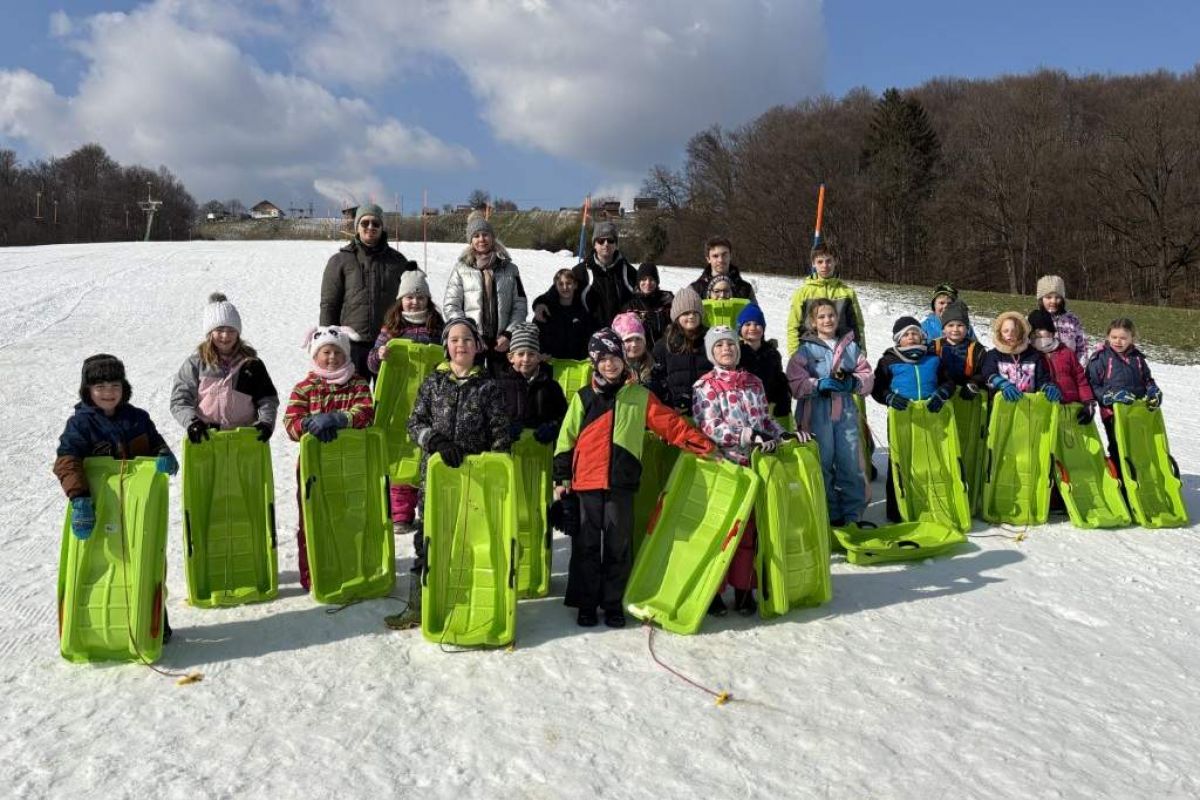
top-left (117, 461), bottom-right (204, 686)
top-left (645, 624), bottom-right (732, 706)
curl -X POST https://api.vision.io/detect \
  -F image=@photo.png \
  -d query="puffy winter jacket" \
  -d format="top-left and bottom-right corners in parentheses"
top-left (531, 288), bottom-right (597, 360)
top-left (319, 234), bottom-right (417, 339)
top-left (979, 312), bottom-right (1052, 394)
top-left (170, 353), bottom-right (279, 431)
top-left (54, 403), bottom-right (172, 499)
top-left (366, 312), bottom-right (445, 374)
top-left (739, 339), bottom-right (792, 419)
top-left (688, 264), bottom-right (757, 302)
top-left (785, 275), bottom-right (867, 357)
top-left (931, 338), bottom-right (988, 390)
top-left (553, 380), bottom-right (712, 492)
top-left (872, 347), bottom-right (948, 404)
top-left (572, 252), bottom-right (637, 327)
top-left (692, 367), bottom-right (782, 466)
top-left (1049, 308), bottom-right (1088, 364)
top-left (443, 244), bottom-right (528, 342)
top-left (490, 361), bottom-right (568, 429)
top-left (787, 332), bottom-right (874, 427)
top-left (408, 363), bottom-right (511, 471)
top-left (282, 373), bottom-right (374, 441)
top-left (1040, 343), bottom-right (1094, 405)
top-left (1086, 344), bottom-right (1157, 412)
top-left (652, 325), bottom-right (712, 413)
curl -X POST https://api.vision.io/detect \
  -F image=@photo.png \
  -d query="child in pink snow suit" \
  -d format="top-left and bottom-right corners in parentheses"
top-left (692, 325), bottom-right (788, 617)
top-left (366, 270), bottom-right (445, 532)
top-left (170, 292), bottom-right (279, 443)
top-left (283, 326), bottom-right (375, 592)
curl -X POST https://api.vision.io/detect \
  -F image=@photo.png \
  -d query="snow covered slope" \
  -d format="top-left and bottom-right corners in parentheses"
top-left (1, 241), bottom-right (1198, 798)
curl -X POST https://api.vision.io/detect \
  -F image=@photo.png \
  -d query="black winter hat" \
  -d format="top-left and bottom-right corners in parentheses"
top-left (1027, 309), bottom-right (1055, 334)
top-left (940, 300), bottom-right (971, 327)
top-left (79, 353), bottom-right (131, 405)
top-left (930, 283), bottom-right (958, 310)
top-left (587, 328), bottom-right (625, 365)
top-left (441, 316), bottom-right (483, 357)
top-left (892, 316), bottom-right (924, 343)
top-left (637, 261), bottom-right (660, 284)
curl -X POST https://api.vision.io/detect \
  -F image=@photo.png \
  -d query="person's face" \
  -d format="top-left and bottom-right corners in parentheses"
top-left (508, 347), bottom-right (540, 377)
top-left (813, 306), bottom-right (838, 337)
top-left (638, 276), bottom-right (658, 295)
top-left (596, 354), bottom-right (624, 382)
top-left (999, 319), bottom-right (1021, 345)
top-left (358, 215), bottom-right (382, 246)
top-left (593, 236), bottom-right (616, 260)
top-left (898, 329), bottom-right (924, 347)
top-left (709, 284), bottom-right (732, 301)
top-left (555, 273), bottom-right (577, 301)
top-left (88, 381), bottom-right (122, 415)
top-left (813, 254), bottom-right (836, 278)
top-left (1107, 327), bottom-right (1133, 353)
top-left (210, 326), bottom-right (239, 356)
top-left (623, 336), bottom-right (645, 360)
top-left (706, 246), bottom-right (732, 275)
top-left (446, 324), bottom-right (478, 367)
top-left (471, 231), bottom-right (495, 255)
top-left (1042, 293), bottom-right (1063, 313)
top-left (315, 344), bottom-right (346, 370)
top-left (933, 294), bottom-right (952, 315)
top-left (678, 311), bottom-right (701, 333)
top-left (712, 339), bottom-right (738, 368)
top-left (401, 294), bottom-right (428, 312)
top-left (942, 320), bottom-right (967, 345)
top-left (740, 321), bottom-right (764, 347)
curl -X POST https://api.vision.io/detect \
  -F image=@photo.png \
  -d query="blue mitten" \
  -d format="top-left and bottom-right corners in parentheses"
top-left (304, 412), bottom-right (345, 443)
top-left (1042, 384), bottom-right (1063, 404)
top-left (156, 452), bottom-right (179, 476)
top-left (989, 375), bottom-right (1022, 403)
top-left (70, 497), bottom-right (95, 540)
top-left (926, 383), bottom-right (954, 413)
top-left (1146, 385), bottom-right (1162, 409)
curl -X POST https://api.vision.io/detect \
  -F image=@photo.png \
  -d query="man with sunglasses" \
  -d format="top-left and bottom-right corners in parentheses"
top-left (320, 203), bottom-right (416, 377)
top-left (570, 220), bottom-right (637, 328)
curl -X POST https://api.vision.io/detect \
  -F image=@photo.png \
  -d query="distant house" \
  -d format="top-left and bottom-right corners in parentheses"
top-left (342, 205), bottom-right (358, 221)
top-left (600, 200), bottom-right (623, 218)
top-left (633, 196), bottom-right (659, 212)
top-left (250, 200), bottom-right (284, 219)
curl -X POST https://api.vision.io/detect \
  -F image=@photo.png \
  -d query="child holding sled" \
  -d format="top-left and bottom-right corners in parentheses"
top-left (1086, 317), bottom-right (1162, 462)
top-left (555, 329), bottom-right (714, 628)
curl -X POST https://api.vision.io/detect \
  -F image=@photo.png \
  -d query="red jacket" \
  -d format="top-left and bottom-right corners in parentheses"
top-left (1041, 344), bottom-right (1094, 405)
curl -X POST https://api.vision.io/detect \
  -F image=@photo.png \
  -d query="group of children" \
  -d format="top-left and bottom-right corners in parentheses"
top-left (53, 239), bottom-right (1167, 642)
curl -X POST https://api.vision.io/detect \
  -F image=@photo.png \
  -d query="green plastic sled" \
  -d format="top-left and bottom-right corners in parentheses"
top-left (702, 298), bottom-right (750, 330)
top-left (182, 428), bottom-right (278, 607)
top-left (299, 428), bottom-right (394, 604)
top-left (887, 401), bottom-right (972, 532)
top-left (631, 432), bottom-right (676, 562)
top-left (624, 454), bottom-right (760, 635)
top-left (950, 392), bottom-right (989, 514)
top-left (422, 453), bottom-right (518, 647)
top-left (751, 441), bottom-right (832, 620)
top-left (548, 358), bottom-right (593, 407)
top-left (981, 394), bottom-right (1059, 526)
top-left (1053, 404), bottom-right (1131, 529)
top-left (57, 458), bottom-right (169, 664)
top-left (833, 521), bottom-right (966, 565)
top-left (1114, 401), bottom-right (1188, 528)
top-left (512, 431), bottom-right (552, 598)
top-left (372, 339), bottom-right (445, 484)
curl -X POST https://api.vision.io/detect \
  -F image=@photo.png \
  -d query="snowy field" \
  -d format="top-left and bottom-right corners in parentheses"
top-left (1, 240), bottom-right (1198, 799)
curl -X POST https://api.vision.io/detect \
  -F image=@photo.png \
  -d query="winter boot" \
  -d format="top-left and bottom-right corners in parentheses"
top-left (734, 589), bottom-right (758, 617)
top-left (384, 577), bottom-right (422, 630)
top-left (577, 608), bottom-right (599, 627)
top-left (707, 593), bottom-right (728, 617)
top-left (603, 608), bottom-right (626, 628)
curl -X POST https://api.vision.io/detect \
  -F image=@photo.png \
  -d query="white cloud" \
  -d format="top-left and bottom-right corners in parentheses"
top-left (590, 182), bottom-right (640, 209)
top-left (0, 1), bottom-right (475, 203)
top-left (302, 0), bottom-right (825, 172)
top-left (312, 176), bottom-right (388, 208)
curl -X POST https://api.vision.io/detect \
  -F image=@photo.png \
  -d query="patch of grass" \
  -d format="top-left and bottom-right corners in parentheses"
top-left (860, 280), bottom-right (1200, 365)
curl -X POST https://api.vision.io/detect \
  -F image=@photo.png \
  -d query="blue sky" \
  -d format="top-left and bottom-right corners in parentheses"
top-left (1, 1), bottom-right (1197, 214)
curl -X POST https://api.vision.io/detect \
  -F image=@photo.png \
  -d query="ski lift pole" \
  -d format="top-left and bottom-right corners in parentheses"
top-left (576, 196), bottom-right (590, 260)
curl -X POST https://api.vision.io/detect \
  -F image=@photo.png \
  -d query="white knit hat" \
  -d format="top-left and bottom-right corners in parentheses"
top-left (704, 325), bottom-right (739, 366)
top-left (397, 270), bottom-right (431, 299)
top-left (202, 292), bottom-right (242, 336)
top-left (305, 325), bottom-right (358, 358)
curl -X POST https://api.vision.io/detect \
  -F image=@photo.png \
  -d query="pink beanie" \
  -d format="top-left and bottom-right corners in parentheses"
top-left (612, 312), bottom-right (645, 341)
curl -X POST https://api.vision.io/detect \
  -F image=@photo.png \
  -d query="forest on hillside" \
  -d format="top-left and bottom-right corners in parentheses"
top-left (638, 69), bottom-right (1200, 307)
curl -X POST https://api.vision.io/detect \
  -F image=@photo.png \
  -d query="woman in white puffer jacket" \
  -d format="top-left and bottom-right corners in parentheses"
top-left (443, 214), bottom-right (528, 353)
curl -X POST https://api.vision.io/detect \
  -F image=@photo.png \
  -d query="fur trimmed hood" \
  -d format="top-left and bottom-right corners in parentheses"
top-left (990, 311), bottom-right (1030, 355)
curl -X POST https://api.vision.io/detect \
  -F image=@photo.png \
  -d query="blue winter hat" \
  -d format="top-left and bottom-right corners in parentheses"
top-left (736, 303), bottom-right (766, 332)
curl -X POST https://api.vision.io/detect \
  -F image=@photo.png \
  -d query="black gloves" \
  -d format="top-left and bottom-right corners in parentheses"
top-left (427, 433), bottom-right (465, 468)
top-left (254, 422), bottom-right (273, 442)
top-left (187, 419), bottom-right (215, 444)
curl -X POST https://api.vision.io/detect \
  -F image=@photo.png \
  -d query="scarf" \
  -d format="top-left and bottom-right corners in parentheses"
top-left (311, 360), bottom-right (355, 386)
top-left (474, 251), bottom-right (498, 339)
top-left (402, 310), bottom-right (428, 325)
top-left (1032, 336), bottom-right (1059, 353)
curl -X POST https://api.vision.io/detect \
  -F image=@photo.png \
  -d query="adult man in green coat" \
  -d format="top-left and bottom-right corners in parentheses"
top-left (320, 203), bottom-right (416, 376)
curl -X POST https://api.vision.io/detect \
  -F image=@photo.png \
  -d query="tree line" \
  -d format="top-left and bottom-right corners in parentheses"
top-left (638, 69), bottom-right (1200, 307)
top-left (0, 144), bottom-right (196, 246)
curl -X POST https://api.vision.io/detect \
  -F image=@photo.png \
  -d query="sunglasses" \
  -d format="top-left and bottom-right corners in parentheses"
top-left (594, 238), bottom-right (616, 245)
top-left (359, 219), bottom-right (382, 229)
